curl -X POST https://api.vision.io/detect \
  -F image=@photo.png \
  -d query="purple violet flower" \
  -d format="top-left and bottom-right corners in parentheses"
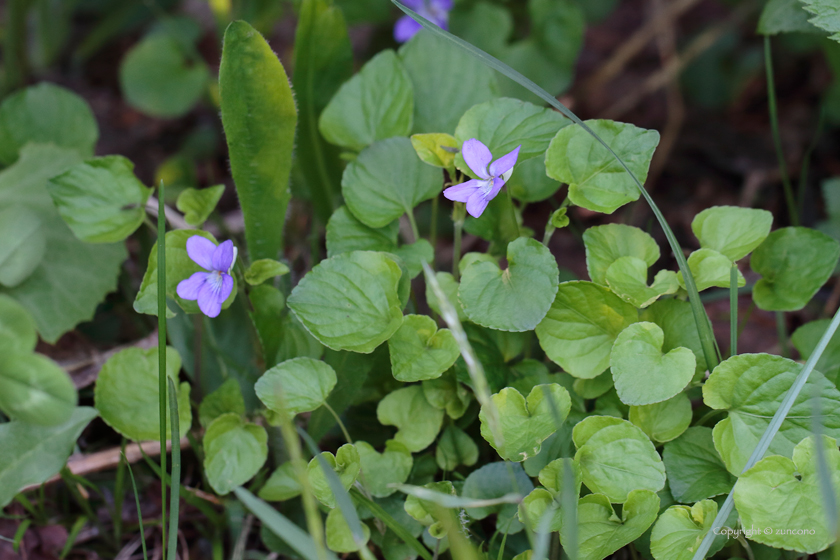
top-left (394, 0), bottom-right (452, 43)
top-left (443, 138), bottom-right (521, 218)
top-left (176, 236), bottom-right (237, 318)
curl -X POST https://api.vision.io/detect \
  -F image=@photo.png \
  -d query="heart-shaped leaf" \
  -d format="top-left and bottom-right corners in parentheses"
top-left (356, 440), bottom-right (413, 498)
top-left (479, 383), bottom-right (571, 462)
top-left (341, 137), bottom-right (442, 229)
top-left (545, 119), bottom-right (660, 214)
top-left (691, 205), bottom-right (773, 261)
top-left (573, 416), bottom-right (666, 503)
top-left (650, 500), bottom-right (729, 560)
top-left (259, 462), bottom-right (302, 502)
top-left (629, 393), bottom-right (692, 443)
top-left (518, 488), bottom-right (562, 532)
top-left (662, 427), bottom-right (736, 503)
top-left (422, 370), bottom-right (472, 419)
top-left (677, 248), bottom-right (745, 292)
top-left (573, 490), bottom-right (660, 560)
top-left (307, 443), bottom-right (361, 508)
top-left (388, 314), bottom-right (459, 382)
top-left (640, 299), bottom-right (707, 378)
top-left (606, 256), bottom-right (679, 308)
top-left (204, 413), bottom-right (268, 495)
top-left (507, 157), bottom-right (561, 203)
top-left (404, 480), bottom-right (459, 538)
top-left (536, 281), bottom-right (638, 379)
top-left (319, 50), bottom-right (413, 151)
top-left (411, 133), bottom-right (458, 169)
top-left (459, 237), bottom-right (559, 332)
top-left (733, 435), bottom-right (840, 553)
top-left (0, 353), bottom-right (77, 426)
top-left (751, 226), bottom-right (840, 311)
top-left (436, 425), bottom-right (479, 470)
top-left (377, 385), bottom-right (444, 452)
top-left (610, 322), bottom-right (695, 406)
top-left (287, 251), bottom-right (404, 353)
top-left (703, 353), bottom-right (840, 474)
top-left (583, 223), bottom-right (660, 286)
top-left (255, 357), bottom-right (337, 417)
top-left (176, 185), bottom-right (225, 227)
top-left (326, 507), bottom-right (371, 553)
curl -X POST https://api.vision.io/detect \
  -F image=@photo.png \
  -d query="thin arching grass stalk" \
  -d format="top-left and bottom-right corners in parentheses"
top-left (811, 377), bottom-right (839, 547)
top-left (166, 378), bottom-right (181, 560)
top-left (156, 181), bottom-right (168, 560)
top-left (407, 210), bottom-right (421, 242)
top-left (730, 263), bottom-right (738, 357)
top-left (693, 303), bottom-right (840, 560)
top-left (322, 402), bottom-right (353, 445)
top-left (123, 453), bottom-right (149, 560)
top-left (764, 35), bottom-right (798, 227)
top-left (393, 0), bottom-right (720, 373)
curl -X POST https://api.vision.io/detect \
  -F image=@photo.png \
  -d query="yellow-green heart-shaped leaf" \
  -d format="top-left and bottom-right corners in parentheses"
top-left (356, 440), bottom-right (413, 498)
top-left (388, 314), bottom-right (459, 382)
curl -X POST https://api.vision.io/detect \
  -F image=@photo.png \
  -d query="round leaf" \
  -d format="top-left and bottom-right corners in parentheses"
top-left (0, 353), bottom-right (77, 426)
top-left (325, 205), bottom-right (399, 257)
top-left (436, 425), bottom-right (479, 471)
top-left (388, 314), bottom-right (459, 382)
top-left (606, 256), bottom-right (679, 308)
top-left (357, 440), bottom-right (413, 498)
top-left (377, 385), bottom-right (444, 452)
top-left (629, 393), bottom-right (692, 443)
top-left (459, 237), bottom-right (560, 332)
top-left (342, 137), bottom-right (442, 228)
top-left (650, 500), bottom-right (723, 560)
top-left (583, 223), bottom-right (660, 286)
top-left (326, 508), bottom-right (371, 553)
top-left (307, 444), bottom-right (361, 508)
top-left (677, 248), bottom-right (745, 292)
top-left (535, 281), bottom-right (638, 379)
top-left (255, 357), bottom-right (337, 416)
top-left (575, 490), bottom-right (660, 560)
top-left (691, 205), bottom-right (773, 261)
top-left (610, 322), bottom-right (695, 406)
top-left (287, 251), bottom-right (404, 353)
top-left (204, 413), bottom-right (268, 495)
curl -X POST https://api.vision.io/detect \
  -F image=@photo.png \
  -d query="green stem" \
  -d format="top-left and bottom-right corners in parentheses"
top-left (452, 204), bottom-right (464, 281)
top-left (776, 311), bottom-right (788, 358)
top-left (505, 188), bottom-right (522, 238)
top-left (156, 181), bottom-right (167, 560)
top-left (430, 195), bottom-right (439, 262)
top-left (322, 402), bottom-right (353, 445)
top-left (764, 35), bottom-right (798, 227)
top-left (166, 378), bottom-right (181, 560)
top-left (730, 263), bottom-right (738, 358)
top-left (407, 210), bottom-right (421, 243)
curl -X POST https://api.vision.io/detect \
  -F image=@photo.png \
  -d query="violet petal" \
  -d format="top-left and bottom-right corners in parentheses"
top-left (461, 139), bottom-right (493, 180)
top-left (488, 145), bottom-right (521, 178)
top-left (212, 240), bottom-right (235, 272)
top-left (466, 190), bottom-right (490, 218)
top-left (443, 179), bottom-right (481, 203)
top-left (176, 272), bottom-right (208, 300)
top-left (394, 16), bottom-right (422, 42)
top-left (185, 236), bottom-right (216, 270)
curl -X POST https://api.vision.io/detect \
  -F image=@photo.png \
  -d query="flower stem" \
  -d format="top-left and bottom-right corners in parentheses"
top-left (764, 35), bottom-right (798, 226)
top-left (156, 181), bottom-right (167, 560)
top-left (407, 210), bottom-right (421, 243)
top-left (323, 402), bottom-right (353, 445)
top-left (430, 196), bottom-right (439, 263)
top-left (730, 263), bottom-right (738, 358)
top-left (452, 204), bottom-right (465, 281)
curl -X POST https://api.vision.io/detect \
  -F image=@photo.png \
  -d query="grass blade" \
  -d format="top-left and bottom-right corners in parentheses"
top-left (59, 517), bottom-right (87, 559)
top-left (233, 487), bottom-right (339, 560)
top-left (124, 453), bottom-right (149, 560)
top-left (352, 491), bottom-right (434, 560)
top-left (400, 2), bottom-right (720, 373)
top-left (166, 378), bottom-right (181, 560)
top-left (730, 263), bottom-right (738, 357)
top-left (561, 458), bottom-right (578, 560)
top-left (392, 484), bottom-right (521, 509)
top-left (692, 304), bottom-right (840, 560)
top-left (156, 180), bottom-right (168, 560)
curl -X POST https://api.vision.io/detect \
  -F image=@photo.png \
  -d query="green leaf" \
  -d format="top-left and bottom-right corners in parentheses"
top-left (450, 2), bottom-right (513, 57)
top-left (507, 157), bottom-right (561, 203)
top-left (662, 426), bottom-right (736, 503)
top-left (425, 272), bottom-right (467, 322)
top-left (0, 206), bottom-right (46, 288)
top-left (388, 315), bottom-right (459, 382)
top-left (220, 20), bottom-right (297, 261)
top-left (307, 443), bottom-right (361, 508)
top-left (393, 240), bottom-right (435, 279)
top-left (791, 318), bottom-right (840, 383)
top-left (462, 194), bottom-right (522, 250)
top-left (573, 370), bottom-right (613, 399)
top-left (650, 500), bottom-right (722, 560)
top-left (610, 322), bottom-right (695, 406)
top-left (605, 256), bottom-right (679, 308)
top-left (750, 226), bottom-right (840, 311)
top-left (325, 206), bottom-right (399, 257)
top-left (326, 508), bottom-right (371, 553)
top-left (292, 0), bottom-right (353, 221)
top-left (462, 461), bottom-right (534, 534)
top-left (0, 353), bottom-right (77, 426)
top-left (422, 369), bottom-right (472, 419)
top-left (691, 206), bottom-right (773, 261)
top-left (582, 224), bottom-right (660, 286)
top-left (479, 384), bottom-right (571, 462)
top-left (255, 357), bottom-right (337, 416)
top-left (377, 385), bottom-right (445, 452)
top-left (573, 416), bottom-right (666, 503)
top-left (198, 377), bottom-right (246, 428)
top-left (0, 144), bottom-right (126, 343)
top-left (0, 83), bottom-right (98, 165)
top-left (319, 50), bottom-right (413, 151)
top-left (204, 412), bottom-right (268, 495)
top-left (341, 137), bottom-right (442, 228)
top-left (436, 425), bottom-right (479, 471)
top-left (133, 230), bottom-right (236, 317)
top-left (411, 133), bottom-right (459, 169)
top-left (529, 0), bottom-right (585, 69)
top-left (0, 407), bottom-right (98, 508)
top-left (120, 34), bottom-right (209, 118)
top-left (538, 457), bottom-right (583, 495)
top-left (259, 462), bottom-right (302, 501)
top-left (94, 346), bottom-right (192, 441)
top-left (357, 440), bottom-right (413, 498)
top-left (640, 298), bottom-right (707, 378)
top-left (0, 295), bottom-right (37, 355)
top-left (175, 185), bottom-right (225, 227)
top-left (459, 237), bottom-right (559, 332)
top-left (734, 435), bottom-right (840, 553)
top-left (801, 0), bottom-right (840, 42)
top-left (46, 156), bottom-right (152, 243)
top-left (497, 39), bottom-right (572, 105)
top-left (677, 249), bottom-right (745, 292)
top-left (307, 349), bottom-right (374, 440)
top-left (575, 490), bottom-right (660, 560)
top-left (702, 353), bottom-right (840, 474)
top-left (453, 97), bottom-right (569, 174)
top-left (399, 30), bottom-right (498, 134)
top-left (535, 281), bottom-right (638, 379)
top-left (248, 284), bottom-right (287, 366)
top-left (244, 259), bottom-right (290, 285)
top-left (758, 0), bottom-right (822, 34)
top-left (287, 251), bottom-right (404, 353)
top-left (545, 120), bottom-right (660, 214)
top-left (404, 480), bottom-right (458, 538)
top-left (628, 393), bottom-right (692, 443)
top-left (518, 488), bottom-right (562, 532)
